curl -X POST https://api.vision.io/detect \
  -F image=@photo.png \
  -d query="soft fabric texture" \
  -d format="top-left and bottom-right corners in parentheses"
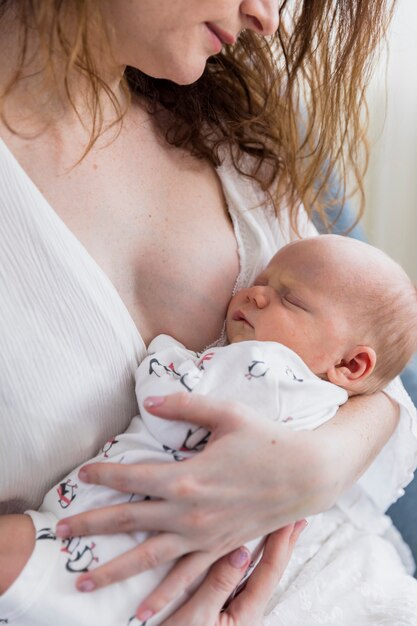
top-left (0, 139), bottom-right (416, 623)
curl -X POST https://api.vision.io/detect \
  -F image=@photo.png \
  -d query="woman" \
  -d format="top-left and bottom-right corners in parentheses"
top-left (0, 1), bottom-right (415, 624)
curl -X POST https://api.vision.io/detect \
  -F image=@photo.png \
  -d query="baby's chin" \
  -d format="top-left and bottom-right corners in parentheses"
top-left (228, 333), bottom-right (252, 344)
top-left (225, 320), bottom-right (253, 344)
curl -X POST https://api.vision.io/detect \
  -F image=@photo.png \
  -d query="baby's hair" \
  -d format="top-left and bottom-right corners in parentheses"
top-left (299, 235), bottom-right (417, 395)
top-left (354, 257), bottom-right (417, 394)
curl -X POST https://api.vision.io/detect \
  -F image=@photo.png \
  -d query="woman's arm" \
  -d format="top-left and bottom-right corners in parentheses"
top-left (311, 391), bottom-right (400, 492)
top-left (0, 514), bottom-right (35, 594)
top-left (55, 389), bottom-right (399, 606)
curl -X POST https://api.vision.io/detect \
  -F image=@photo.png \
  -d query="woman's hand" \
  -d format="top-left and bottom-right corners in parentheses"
top-left (0, 514), bottom-right (35, 594)
top-left (156, 522), bottom-right (307, 626)
top-left (56, 390), bottom-right (398, 595)
top-left (57, 394), bottom-right (319, 592)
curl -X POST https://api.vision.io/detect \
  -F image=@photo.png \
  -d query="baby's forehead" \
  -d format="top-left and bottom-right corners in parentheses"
top-left (265, 238), bottom-right (338, 278)
top-left (263, 236), bottom-right (390, 298)
top-left (268, 236), bottom-right (381, 274)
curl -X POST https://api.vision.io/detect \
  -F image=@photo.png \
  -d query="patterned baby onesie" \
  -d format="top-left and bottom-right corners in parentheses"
top-left (0, 335), bottom-right (347, 626)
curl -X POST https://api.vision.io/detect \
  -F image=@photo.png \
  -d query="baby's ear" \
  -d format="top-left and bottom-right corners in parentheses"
top-left (326, 346), bottom-right (376, 390)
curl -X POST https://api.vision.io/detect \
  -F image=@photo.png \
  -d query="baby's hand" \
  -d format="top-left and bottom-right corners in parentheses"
top-left (0, 514), bottom-right (35, 594)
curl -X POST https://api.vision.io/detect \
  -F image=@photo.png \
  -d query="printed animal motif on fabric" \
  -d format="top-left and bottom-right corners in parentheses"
top-left (197, 351), bottom-right (215, 370)
top-left (161, 428), bottom-right (210, 459)
top-left (285, 366), bottom-right (304, 382)
top-left (61, 536), bottom-right (99, 573)
top-left (245, 360), bottom-right (269, 380)
top-left (56, 478), bottom-right (78, 508)
top-left (101, 436), bottom-right (120, 457)
top-left (35, 527), bottom-right (57, 541)
top-left (127, 493), bottom-right (152, 503)
top-left (180, 427), bottom-right (210, 452)
top-left (179, 369), bottom-right (203, 392)
top-left (148, 358), bottom-right (180, 378)
top-left (148, 354), bottom-right (203, 391)
top-left (162, 445), bottom-right (186, 462)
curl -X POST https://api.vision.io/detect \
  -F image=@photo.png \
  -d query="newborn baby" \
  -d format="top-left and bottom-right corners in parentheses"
top-left (2, 235), bottom-right (416, 626)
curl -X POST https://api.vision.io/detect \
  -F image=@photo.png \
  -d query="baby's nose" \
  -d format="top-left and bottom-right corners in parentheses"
top-left (255, 293), bottom-right (269, 308)
top-left (247, 288), bottom-right (269, 308)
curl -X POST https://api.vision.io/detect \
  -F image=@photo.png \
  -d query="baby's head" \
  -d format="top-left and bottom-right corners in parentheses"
top-left (226, 235), bottom-right (417, 394)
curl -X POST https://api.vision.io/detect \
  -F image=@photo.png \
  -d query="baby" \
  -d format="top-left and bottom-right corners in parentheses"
top-left (2, 235), bottom-right (416, 626)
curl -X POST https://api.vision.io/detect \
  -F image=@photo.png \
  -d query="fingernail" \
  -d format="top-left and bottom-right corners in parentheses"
top-left (77, 578), bottom-right (96, 592)
top-left (293, 519), bottom-right (308, 535)
top-left (228, 547), bottom-right (250, 569)
top-left (78, 468), bottom-right (89, 482)
top-left (144, 396), bottom-right (166, 408)
top-left (136, 608), bottom-right (154, 621)
top-left (56, 523), bottom-right (71, 538)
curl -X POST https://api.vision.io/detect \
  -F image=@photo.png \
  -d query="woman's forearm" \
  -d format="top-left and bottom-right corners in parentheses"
top-left (311, 391), bottom-right (400, 504)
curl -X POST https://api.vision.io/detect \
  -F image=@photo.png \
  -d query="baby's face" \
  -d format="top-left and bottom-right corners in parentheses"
top-left (226, 238), bottom-right (353, 375)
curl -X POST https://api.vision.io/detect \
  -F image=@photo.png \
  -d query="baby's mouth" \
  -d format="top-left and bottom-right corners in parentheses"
top-left (232, 310), bottom-right (254, 328)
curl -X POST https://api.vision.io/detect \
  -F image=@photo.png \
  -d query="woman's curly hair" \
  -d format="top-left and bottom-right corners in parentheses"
top-left (0, 0), bottom-right (395, 230)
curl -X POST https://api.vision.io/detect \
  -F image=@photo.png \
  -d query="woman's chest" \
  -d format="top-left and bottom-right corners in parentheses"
top-left (14, 129), bottom-right (240, 350)
top-left (96, 167), bottom-right (240, 351)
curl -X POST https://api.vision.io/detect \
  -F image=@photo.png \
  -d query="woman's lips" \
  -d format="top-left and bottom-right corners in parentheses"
top-left (207, 23), bottom-right (236, 45)
top-left (205, 23), bottom-right (236, 52)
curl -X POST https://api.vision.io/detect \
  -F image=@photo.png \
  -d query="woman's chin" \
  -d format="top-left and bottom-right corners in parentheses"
top-left (148, 59), bottom-right (208, 86)
top-left (169, 66), bottom-right (207, 86)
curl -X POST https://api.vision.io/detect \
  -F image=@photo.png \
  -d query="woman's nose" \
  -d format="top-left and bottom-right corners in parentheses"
top-left (247, 287), bottom-right (270, 308)
top-left (241, 0), bottom-right (279, 36)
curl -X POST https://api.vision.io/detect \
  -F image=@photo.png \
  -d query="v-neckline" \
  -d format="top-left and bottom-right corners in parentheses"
top-left (0, 137), bottom-right (249, 354)
top-left (0, 137), bottom-right (147, 354)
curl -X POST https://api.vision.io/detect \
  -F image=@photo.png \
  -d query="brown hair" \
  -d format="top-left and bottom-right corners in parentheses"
top-left (0, 0), bottom-right (395, 229)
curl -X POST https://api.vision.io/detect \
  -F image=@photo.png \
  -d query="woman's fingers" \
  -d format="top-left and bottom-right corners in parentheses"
top-left (159, 547), bottom-right (252, 626)
top-left (217, 522), bottom-right (307, 626)
top-left (236, 521), bottom-right (307, 609)
top-left (134, 552), bottom-right (215, 622)
top-left (78, 461), bottom-right (171, 496)
top-left (75, 532), bottom-right (186, 592)
top-left (144, 393), bottom-right (245, 433)
top-left (56, 499), bottom-right (180, 538)
top-left (159, 523), bottom-right (307, 626)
